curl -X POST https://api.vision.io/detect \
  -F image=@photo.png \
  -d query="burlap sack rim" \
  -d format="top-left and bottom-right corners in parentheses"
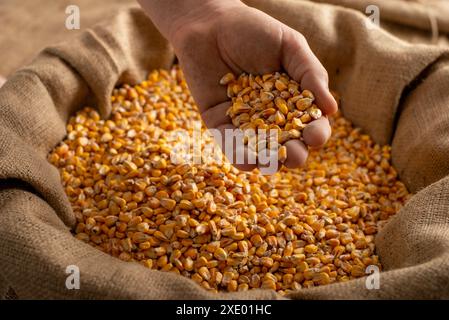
top-left (0, 0), bottom-right (448, 297)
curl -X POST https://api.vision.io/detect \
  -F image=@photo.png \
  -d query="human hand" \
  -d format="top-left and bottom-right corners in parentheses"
top-left (138, 0), bottom-right (338, 170)
top-left (0, 76), bottom-right (5, 88)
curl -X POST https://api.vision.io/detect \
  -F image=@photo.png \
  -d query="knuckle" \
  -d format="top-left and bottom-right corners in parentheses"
top-left (294, 31), bottom-right (308, 47)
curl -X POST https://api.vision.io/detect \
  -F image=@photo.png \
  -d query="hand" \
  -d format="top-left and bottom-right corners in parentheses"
top-left (139, 0), bottom-right (338, 170)
top-left (0, 76), bottom-right (5, 88)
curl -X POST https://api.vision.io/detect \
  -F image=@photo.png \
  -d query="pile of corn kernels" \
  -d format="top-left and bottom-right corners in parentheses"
top-left (49, 66), bottom-right (410, 295)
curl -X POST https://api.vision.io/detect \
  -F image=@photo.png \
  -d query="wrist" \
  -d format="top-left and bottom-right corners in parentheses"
top-left (139, 0), bottom-right (242, 44)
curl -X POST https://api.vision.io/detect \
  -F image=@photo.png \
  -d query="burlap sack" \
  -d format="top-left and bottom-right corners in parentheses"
top-left (1, 0), bottom-right (449, 299)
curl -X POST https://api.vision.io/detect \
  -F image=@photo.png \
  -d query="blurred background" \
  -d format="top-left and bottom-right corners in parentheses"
top-left (1, 0), bottom-right (449, 78)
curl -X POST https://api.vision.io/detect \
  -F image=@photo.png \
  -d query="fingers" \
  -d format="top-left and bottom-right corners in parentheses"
top-left (201, 93), bottom-right (331, 172)
top-left (202, 110), bottom-right (330, 171)
top-left (281, 28), bottom-right (338, 115)
top-left (301, 69), bottom-right (338, 116)
top-left (283, 139), bottom-right (309, 169)
top-left (281, 117), bottom-right (331, 169)
top-left (303, 116), bottom-right (331, 147)
top-left (280, 29), bottom-right (336, 169)
top-left (201, 104), bottom-right (328, 171)
top-left (281, 117), bottom-right (331, 170)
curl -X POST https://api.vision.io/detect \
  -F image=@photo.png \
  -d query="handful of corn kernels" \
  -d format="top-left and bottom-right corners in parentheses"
top-left (220, 72), bottom-right (322, 163)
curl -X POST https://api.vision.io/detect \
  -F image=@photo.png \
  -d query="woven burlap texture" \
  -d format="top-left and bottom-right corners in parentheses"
top-left (1, 0), bottom-right (449, 299)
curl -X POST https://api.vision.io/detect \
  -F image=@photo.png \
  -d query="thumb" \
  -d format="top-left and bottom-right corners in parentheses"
top-left (281, 28), bottom-right (337, 115)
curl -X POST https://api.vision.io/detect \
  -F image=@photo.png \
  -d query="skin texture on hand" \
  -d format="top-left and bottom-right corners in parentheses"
top-left (138, 0), bottom-right (338, 170)
top-left (0, 76), bottom-right (5, 88)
